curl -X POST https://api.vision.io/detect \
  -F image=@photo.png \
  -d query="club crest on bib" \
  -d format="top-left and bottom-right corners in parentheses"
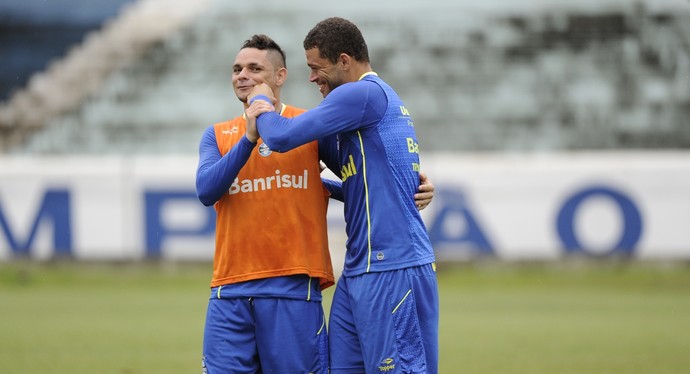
top-left (258, 143), bottom-right (272, 157)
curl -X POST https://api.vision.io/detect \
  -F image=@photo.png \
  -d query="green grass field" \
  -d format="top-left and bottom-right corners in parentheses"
top-left (1, 261), bottom-right (690, 373)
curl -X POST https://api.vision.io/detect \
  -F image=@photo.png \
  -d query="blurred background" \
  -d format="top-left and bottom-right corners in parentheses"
top-left (1, 0), bottom-right (690, 372)
top-left (1, 0), bottom-right (688, 263)
top-left (3, 0), bottom-right (690, 153)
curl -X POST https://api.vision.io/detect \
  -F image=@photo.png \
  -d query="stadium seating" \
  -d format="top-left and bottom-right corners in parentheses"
top-left (1, 0), bottom-right (688, 154)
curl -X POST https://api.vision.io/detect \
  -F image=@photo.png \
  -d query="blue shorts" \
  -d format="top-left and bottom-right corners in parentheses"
top-left (202, 296), bottom-right (328, 373)
top-left (329, 263), bottom-right (439, 373)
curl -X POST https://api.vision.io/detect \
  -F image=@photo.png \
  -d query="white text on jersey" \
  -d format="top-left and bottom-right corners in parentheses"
top-left (229, 170), bottom-right (308, 195)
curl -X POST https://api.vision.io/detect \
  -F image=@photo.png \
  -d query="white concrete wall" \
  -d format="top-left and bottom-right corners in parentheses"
top-left (1, 152), bottom-right (688, 266)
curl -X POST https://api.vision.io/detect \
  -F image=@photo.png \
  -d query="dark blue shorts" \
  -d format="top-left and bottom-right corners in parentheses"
top-left (329, 263), bottom-right (439, 373)
top-left (202, 296), bottom-right (328, 373)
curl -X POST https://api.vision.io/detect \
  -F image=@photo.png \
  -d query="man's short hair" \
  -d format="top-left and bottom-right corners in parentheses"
top-left (303, 17), bottom-right (370, 64)
top-left (241, 34), bottom-right (287, 68)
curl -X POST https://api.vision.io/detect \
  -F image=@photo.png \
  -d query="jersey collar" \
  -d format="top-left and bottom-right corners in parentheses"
top-left (358, 72), bottom-right (378, 81)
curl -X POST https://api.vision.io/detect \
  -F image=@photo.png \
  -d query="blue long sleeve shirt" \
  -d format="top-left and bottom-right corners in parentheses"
top-left (254, 73), bottom-right (434, 276)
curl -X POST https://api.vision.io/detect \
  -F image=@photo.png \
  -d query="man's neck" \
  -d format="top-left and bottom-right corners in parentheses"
top-left (350, 63), bottom-right (373, 82)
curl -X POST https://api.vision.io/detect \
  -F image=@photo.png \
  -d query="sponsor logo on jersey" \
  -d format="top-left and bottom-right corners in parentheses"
top-left (229, 170), bottom-right (308, 195)
top-left (340, 154), bottom-right (357, 182)
top-left (407, 138), bottom-right (419, 154)
top-left (221, 126), bottom-right (239, 135)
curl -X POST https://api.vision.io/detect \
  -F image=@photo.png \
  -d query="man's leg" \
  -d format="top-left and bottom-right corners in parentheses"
top-left (329, 276), bottom-right (365, 373)
top-left (253, 297), bottom-right (329, 374)
top-left (332, 264), bottom-right (438, 373)
top-left (408, 263), bottom-right (440, 373)
top-left (202, 297), bottom-right (260, 373)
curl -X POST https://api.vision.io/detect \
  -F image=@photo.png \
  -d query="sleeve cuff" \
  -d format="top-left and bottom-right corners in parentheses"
top-left (249, 94), bottom-right (272, 105)
top-left (239, 135), bottom-right (257, 148)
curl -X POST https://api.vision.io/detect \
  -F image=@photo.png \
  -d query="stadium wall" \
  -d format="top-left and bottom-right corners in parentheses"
top-left (1, 152), bottom-right (689, 266)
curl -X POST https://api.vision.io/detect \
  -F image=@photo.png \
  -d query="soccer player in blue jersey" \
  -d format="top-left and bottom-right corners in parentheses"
top-left (246, 17), bottom-right (438, 374)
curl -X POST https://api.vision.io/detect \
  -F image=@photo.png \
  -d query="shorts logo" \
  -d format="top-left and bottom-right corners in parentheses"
top-left (258, 143), bottom-right (272, 156)
top-left (376, 252), bottom-right (385, 261)
top-left (378, 357), bottom-right (395, 372)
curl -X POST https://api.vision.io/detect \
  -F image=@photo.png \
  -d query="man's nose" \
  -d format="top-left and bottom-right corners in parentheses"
top-left (238, 67), bottom-right (250, 79)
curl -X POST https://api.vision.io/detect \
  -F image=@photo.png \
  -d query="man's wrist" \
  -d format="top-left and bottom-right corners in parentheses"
top-left (242, 134), bottom-right (258, 146)
top-left (249, 94), bottom-right (272, 105)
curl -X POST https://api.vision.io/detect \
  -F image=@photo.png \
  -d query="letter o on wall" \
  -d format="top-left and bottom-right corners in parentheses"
top-left (557, 186), bottom-right (642, 256)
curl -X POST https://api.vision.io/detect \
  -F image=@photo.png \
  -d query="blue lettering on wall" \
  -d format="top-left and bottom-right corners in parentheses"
top-left (0, 189), bottom-right (72, 258)
top-left (427, 188), bottom-right (494, 256)
top-left (144, 190), bottom-right (215, 257)
top-left (556, 186), bottom-right (642, 256)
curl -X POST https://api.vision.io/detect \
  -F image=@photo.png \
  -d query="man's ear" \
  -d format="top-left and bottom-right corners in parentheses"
top-left (339, 53), bottom-right (352, 71)
top-left (275, 67), bottom-right (288, 87)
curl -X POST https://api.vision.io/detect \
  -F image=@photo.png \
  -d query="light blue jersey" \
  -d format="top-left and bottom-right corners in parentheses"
top-left (254, 73), bottom-right (435, 276)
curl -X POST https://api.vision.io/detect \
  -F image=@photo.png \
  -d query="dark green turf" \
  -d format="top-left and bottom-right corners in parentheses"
top-left (1, 261), bottom-right (689, 373)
